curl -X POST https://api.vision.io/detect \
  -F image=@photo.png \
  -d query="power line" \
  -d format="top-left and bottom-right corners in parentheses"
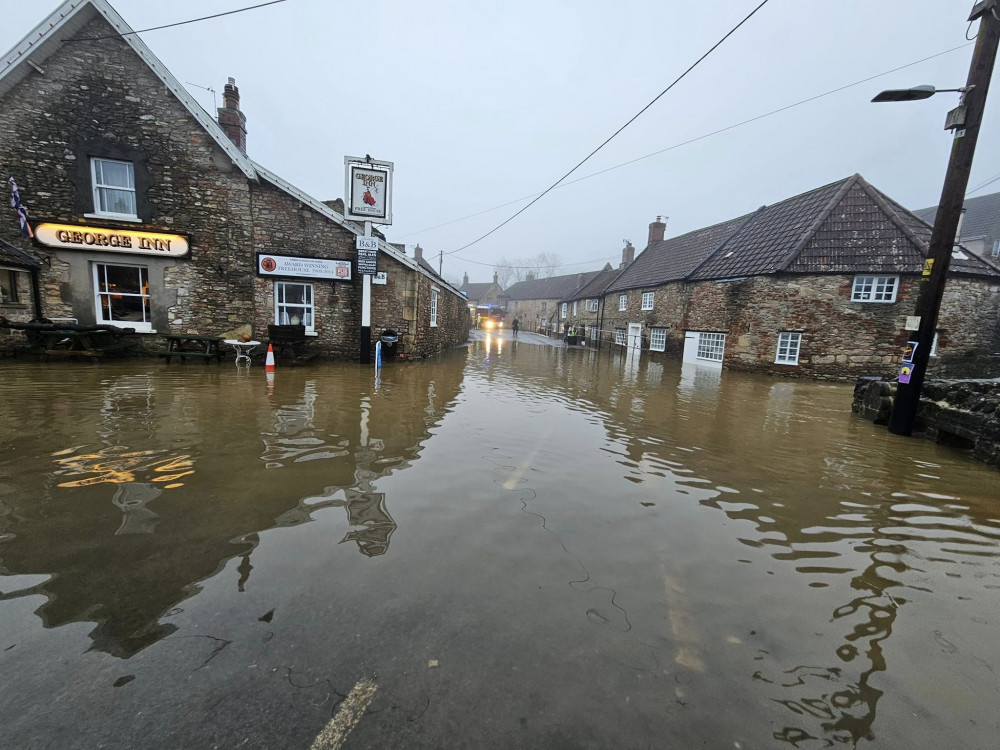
top-left (967, 171), bottom-right (1000, 195)
top-left (404, 42), bottom-right (972, 249)
top-left (440, 0), bottom-right (772, 258)
top-left (65, 0), bottom-right (288, 41)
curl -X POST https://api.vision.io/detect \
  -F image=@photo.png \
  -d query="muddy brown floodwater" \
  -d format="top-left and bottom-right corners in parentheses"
top-left (1, 331), bottom-right (998, 749)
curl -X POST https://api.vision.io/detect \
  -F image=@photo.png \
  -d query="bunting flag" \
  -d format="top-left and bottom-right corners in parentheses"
top-left (9, 177), bottom-right (34, 238)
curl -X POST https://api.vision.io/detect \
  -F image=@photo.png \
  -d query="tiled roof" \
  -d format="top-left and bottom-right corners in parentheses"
top-left (503, 271), bottom-right (600, 301)
top-left (566, 264), bottom-right (619, 302)
top-left (0, 238), bottom-right (41, 269)
top-left (628, 174), bottom-right (1000, 283)
top-left (606, 214), bottom-right (754, 293)
top-left (459, 282), bottom-right (495, 300)
top-left (691, 178), bottom-right (850, 280)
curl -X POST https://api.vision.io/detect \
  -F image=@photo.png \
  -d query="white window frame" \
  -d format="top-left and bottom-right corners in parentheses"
top-left (696, 332), bottom-right (725, 362)
top-left (992, 239), bottom-right (1000, 258)
top-left (430, 288), bottom-right (439, 327)
top-left (614, 328), bottom-right (626, 346)
top-left (641, 292), bottom-right (654, 310)
top-left (775, 331), bottom-right (802, 365)
top-left (541, 301), bottom-right (547, 312)
top-left (618, 294), bottom-right (627, 311)
top-left (93, 262), bottom-right (152, 331)
top-left (650, 327), bottom-right (667, 352)
top-left (90, 157), bottom-right (138, 221)
top-left (561, 302), bottom-right (567, 319)
top-left (274, 281), bottom-right (316, 333)
top-left (588, 325), bottom-right (598, 342)
top-left (851, 275), bottom-right (898, 303)
top-left (930, 331), bottom-right (939, 357)
top-left (586, 299), bottom-right (598, 312)
top-left (572, 301), bottom-right (578, 315)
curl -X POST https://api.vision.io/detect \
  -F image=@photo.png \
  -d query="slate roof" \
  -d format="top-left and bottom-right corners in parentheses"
top-left (503, 271), bottom-right (600, 301)
top-left (459, 282), bottom-right (495, 301)
top-left (565, 264), bottom-right (619, 302)
top-left (606, 214), bottom-right (754, 293)
top-left (609, 175), bottom-right (998, 287)
top-left (0, 238), bottom-right (41, 269)
top-left (914, 190), bottom-right (1000, 255)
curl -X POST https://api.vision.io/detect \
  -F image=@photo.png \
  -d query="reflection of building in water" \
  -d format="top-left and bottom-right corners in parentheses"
top-left (0, 357), bottom-right (462, 658)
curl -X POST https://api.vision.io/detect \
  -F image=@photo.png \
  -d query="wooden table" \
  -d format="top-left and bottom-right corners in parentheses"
top-left (43, 329), bottom-right (115, 360)
top-left (157, 334), bottom-right (224, 364)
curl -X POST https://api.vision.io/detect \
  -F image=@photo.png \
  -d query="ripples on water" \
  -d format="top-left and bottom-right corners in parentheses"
top-left (1, 341), bottom-right (998, 747)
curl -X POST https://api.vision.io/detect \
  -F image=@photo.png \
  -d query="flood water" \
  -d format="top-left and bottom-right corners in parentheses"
top-left (1, 332), bottom-right (998, 748)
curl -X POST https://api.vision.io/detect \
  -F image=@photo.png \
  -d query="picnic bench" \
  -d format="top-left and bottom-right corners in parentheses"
top-left (267, 324), bottom-right (318, 365)
top-left (157, 334), bottom-right (224, 364)
top-left (0, 317), bottom-right (138, 360)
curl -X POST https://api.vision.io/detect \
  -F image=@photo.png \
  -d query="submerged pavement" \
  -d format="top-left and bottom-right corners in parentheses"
top-left (1, 334), bottom-right (998, 748)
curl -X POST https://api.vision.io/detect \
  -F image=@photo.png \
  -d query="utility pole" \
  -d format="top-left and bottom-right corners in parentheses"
top-left (888, 0), bottom-right (1000, 436)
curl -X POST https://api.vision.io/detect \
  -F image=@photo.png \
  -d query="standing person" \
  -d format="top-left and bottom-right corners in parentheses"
top-left (475, 314), bottom-right (481, 330)
top-left (512, 317), bottom-right (519, 338)
top-left (563, 321), bottom-right (570, 343)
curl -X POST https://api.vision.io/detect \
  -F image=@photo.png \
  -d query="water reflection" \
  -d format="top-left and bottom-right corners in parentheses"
top-left (1, 341), bottom-right (998, 747)
top-left (0, 357), bottom-right (462, 657)
top-left (464, 340), bottom-right (999, 747)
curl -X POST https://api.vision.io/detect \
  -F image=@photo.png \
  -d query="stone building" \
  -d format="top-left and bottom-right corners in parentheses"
top-left (0, 0), bottom-right (468, 359)
top-left (600, 174), bottom-right (1000, 379)
top-left (458, 272), bottom-right (504, 322)
top-left (503, 271), bottom-right (600, 334)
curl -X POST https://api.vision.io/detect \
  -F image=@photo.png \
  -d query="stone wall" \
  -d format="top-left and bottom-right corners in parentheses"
top-left (597, 273), bottom-right (1000, 380)
top-left (0, 13), bottom-right (468, 360)
top-left (507, 298), bottom-right (558, 333)
top-left (853, 377), bottom-right (1000, 468)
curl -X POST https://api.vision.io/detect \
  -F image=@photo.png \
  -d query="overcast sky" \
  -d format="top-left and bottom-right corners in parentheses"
top-left (3, 0), bottom-right (998, 284)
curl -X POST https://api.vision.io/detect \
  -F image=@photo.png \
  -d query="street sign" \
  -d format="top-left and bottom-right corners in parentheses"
top-left (356, 236), bottom-right (378, 276)
top-left (905, 316), bottom-right (921, 331)
top-left (372, 271), bottom-right (387, 285)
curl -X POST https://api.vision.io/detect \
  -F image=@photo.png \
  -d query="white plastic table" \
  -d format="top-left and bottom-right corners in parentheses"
top-left (223, 339), bottom-right (260, 366)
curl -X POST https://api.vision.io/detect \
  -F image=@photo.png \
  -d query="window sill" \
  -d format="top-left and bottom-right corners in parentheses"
top-left (0, 302), bottom-right (28, 309)
top-left (305, 331), bottom-right (318, 337)
top-left (102, 323), bottom-right (155, 333)
top-left (85, 213), bottom-right (142, 224)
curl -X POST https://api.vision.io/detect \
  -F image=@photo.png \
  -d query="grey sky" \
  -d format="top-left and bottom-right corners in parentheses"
top-left (3, 0), bottom-right (997, 284)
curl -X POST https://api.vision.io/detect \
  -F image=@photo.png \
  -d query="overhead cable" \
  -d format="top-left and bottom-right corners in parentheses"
top-left (66, 0), bottom-right (289, 41)
top-left (406, 42), bottom-right (972, 252)
top-left (440, 0), bottom-right (772, 257)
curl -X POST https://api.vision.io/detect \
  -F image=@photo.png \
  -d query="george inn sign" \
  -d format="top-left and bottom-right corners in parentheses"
top-left (34, 222), bottom-right (190, 257)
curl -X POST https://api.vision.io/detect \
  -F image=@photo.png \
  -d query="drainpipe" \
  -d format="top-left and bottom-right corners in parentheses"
top-left (30, 267), bottom-right (42, 319)
top-left (597, 295), bottom-right (605, 353)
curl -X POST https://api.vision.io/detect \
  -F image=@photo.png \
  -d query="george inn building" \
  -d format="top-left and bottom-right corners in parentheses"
top-left (0, 0), bottom-right (469, 358)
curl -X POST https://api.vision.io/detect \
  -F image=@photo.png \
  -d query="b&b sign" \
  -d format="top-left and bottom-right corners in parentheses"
top-left (357, 236), bottom-right (378, 276)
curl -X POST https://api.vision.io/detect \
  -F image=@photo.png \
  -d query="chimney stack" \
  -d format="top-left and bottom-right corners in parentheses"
top-left (493, 271), bottom-right (498, 285)
top-left (620, 241), bottom-right (635, 268)
top-left (648, 215), bottom-right (666, 246)
top-left (217, 77), bottom-right (247, 154)
top-left (463, 272), bottom-right (469, 286)
top-left (414, 244), bottom-right (423, 260)
top-left (526, 271), bottom-right (535, 281)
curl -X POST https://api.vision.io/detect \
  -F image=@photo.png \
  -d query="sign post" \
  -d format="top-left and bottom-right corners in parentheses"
top-left (345, 156), bottom-right (393, 365)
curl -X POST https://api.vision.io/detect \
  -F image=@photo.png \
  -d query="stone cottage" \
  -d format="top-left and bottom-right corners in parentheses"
top-left (503, 270), bottom-right (600, 334)
top-left (600, 174), bottom-right (1000, 378)
top-left (915, 190), bottom-right (1000, 261)
top-left (458, 272), bottom-right (504, 323)
top-left (0, 0), bottom-right (468, 360)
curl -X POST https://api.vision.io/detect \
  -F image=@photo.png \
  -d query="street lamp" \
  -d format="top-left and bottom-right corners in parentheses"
top-left (871, 0), bottom-right (999, 437)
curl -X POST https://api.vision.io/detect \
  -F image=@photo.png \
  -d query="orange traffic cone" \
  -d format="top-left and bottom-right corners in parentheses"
top-left (265, 343), bottom-right (276, 371)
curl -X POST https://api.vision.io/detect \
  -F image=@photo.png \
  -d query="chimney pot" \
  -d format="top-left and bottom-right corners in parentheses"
top-left (217, 77), bottom-right (247, 154)
top-left (648, 216), bottom-right (666, 246)
top-left (620, 241), bottom-right (635, 268)
top-left (463, 272), bottom-right (469, 286)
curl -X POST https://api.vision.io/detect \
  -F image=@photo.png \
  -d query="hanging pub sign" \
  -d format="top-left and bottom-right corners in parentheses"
top-left (34, 222), bottom-right (190, 257)
top-left (257, 253), bottom-right (352, 281)
top-left (344, 156), bottom-right (393, 224)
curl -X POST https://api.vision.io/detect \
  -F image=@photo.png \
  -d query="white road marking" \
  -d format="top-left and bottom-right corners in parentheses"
top-left (309, 677), bottom-right (378, 750)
